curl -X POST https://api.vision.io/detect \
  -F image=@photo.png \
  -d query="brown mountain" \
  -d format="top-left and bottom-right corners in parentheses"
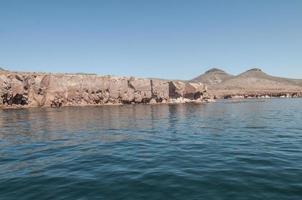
top-left (191, 68), bottom-right (233, 86)
top-left (209, 68), bottom-right (302, 97)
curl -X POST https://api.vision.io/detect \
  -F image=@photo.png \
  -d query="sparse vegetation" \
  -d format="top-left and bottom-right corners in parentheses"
top-left (74, 72), bottom-right (97, 75)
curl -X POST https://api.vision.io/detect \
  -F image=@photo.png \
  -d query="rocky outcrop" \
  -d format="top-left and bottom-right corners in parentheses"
top-left (0, 71), bottom-right (208, 108)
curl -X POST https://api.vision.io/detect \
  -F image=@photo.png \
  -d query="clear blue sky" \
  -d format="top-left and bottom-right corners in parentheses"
top-left (1, 0), bottom-right (302, 79)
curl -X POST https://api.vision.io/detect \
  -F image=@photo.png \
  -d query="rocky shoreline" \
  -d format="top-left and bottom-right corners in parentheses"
top-left (0, 71), bottom-right (209, 109)
top-left (1, 68), bottom-right (302, 109)
top-left (212, 91), bottom-right (302, 100)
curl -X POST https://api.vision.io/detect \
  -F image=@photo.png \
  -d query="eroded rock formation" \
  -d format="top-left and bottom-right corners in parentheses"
top-left (0, 71), bottom-right (208, 108)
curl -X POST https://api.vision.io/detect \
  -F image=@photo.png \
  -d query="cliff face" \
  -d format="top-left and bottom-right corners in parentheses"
top-left (0, 71), bottom-right (207, 108)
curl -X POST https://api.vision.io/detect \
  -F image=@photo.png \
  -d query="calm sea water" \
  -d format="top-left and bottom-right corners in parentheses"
top-left (0, 99), bottom-right (302, 200)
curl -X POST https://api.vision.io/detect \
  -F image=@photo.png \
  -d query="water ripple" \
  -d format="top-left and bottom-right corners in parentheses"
top-left (1, 99), bottom-right (302, 199)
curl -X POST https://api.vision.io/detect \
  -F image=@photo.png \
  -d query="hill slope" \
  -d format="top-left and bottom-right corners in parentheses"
top-left (214, 68), bottom-right (300, 89)
top-left (191, 68), bottom-right (302, 98)
top-left (211, 68), bottom-right (302, 97)
top-left (191, 68), bottom-right (233, 86)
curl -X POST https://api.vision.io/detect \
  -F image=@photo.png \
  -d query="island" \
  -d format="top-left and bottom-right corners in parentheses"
top-left (1, 67), bottom-right (301, 108)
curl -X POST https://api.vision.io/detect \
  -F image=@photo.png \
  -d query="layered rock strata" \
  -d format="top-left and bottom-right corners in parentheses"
top-left (0, 71), bottom-right (208, 108)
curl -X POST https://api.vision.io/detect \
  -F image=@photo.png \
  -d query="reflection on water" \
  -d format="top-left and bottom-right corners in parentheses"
top-left (1, 99), bottom-right (302, 200)
top-left (1, 104), bottom-right (214, 144)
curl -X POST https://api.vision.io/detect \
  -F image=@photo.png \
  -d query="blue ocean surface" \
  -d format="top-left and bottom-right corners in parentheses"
top-left (0, 99), bottom-right (302, 200)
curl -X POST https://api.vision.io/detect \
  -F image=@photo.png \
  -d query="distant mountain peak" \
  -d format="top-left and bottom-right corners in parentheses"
top-left (241, 68), bottom-right (266, 76)
top-left (246, 68), bottom-right (262, 72)
top-left (0, 67), bottom-right (5, 71)
top-left (191, 67), bottom-right (233, 85)
top-left (205, 68), bottom-right (226, 74)
top-left (190, 67), bottom-right (302, 92)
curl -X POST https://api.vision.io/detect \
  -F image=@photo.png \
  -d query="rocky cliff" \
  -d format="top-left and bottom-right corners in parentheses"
top-left (0, 71), bottom-right (208, 108)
